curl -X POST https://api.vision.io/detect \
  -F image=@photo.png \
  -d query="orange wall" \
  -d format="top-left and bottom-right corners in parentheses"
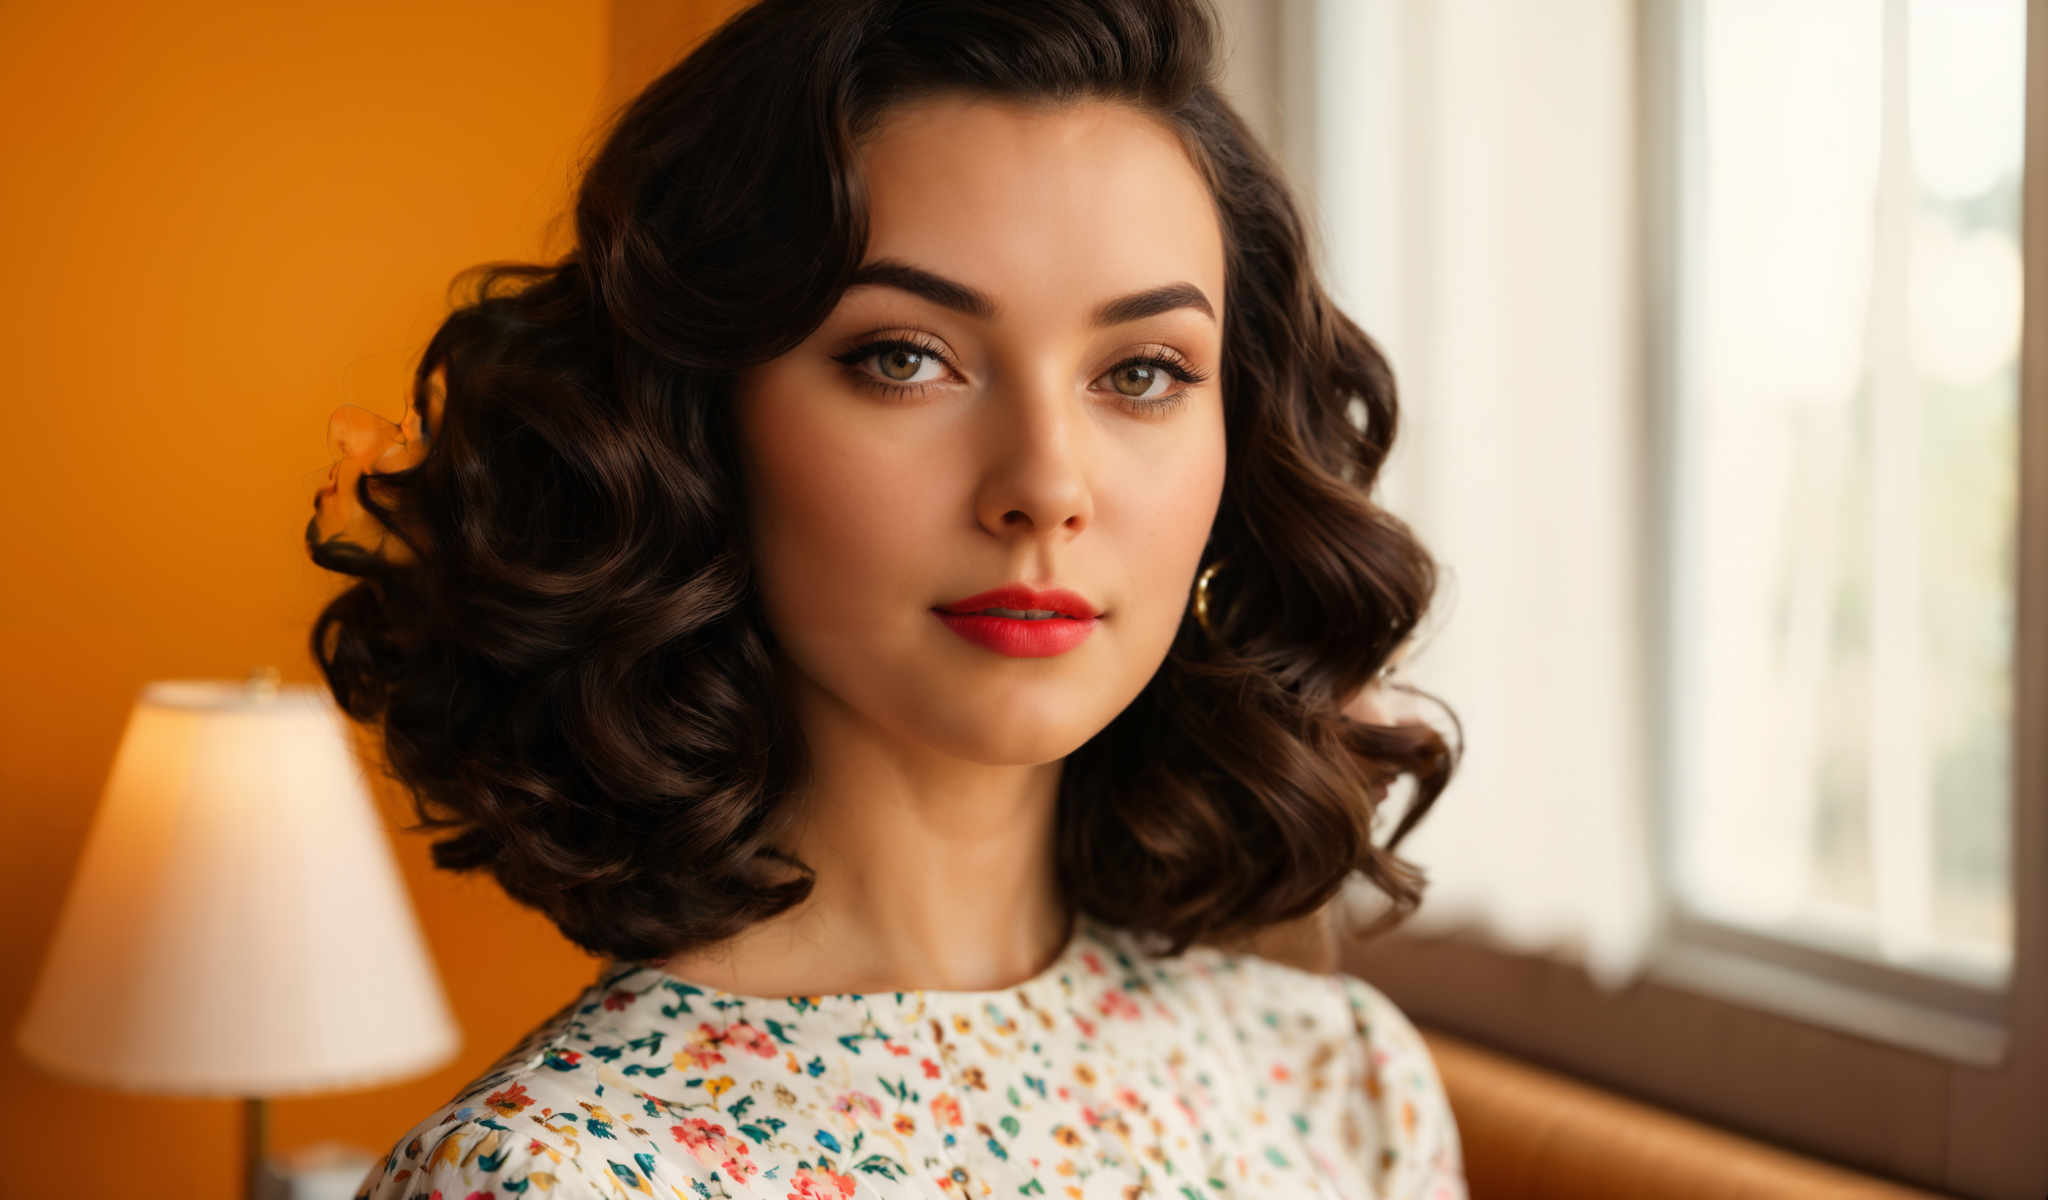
top-left (0, 1), bottom-right (740, 1193)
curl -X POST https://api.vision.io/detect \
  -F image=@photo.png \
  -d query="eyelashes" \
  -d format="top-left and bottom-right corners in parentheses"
top-left (829, 332), bottom-right (1212, 416)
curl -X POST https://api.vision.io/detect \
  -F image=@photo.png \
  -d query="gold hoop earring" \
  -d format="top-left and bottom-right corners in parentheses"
top-left (1192, 556), bottom-right (1230, 639)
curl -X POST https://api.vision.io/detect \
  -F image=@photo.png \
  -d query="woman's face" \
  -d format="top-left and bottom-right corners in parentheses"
top-left (734, 95), bottom-right (1229, 766)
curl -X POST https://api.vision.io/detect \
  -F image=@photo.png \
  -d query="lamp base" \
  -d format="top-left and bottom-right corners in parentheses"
top-left (256, 1143), bottom-right (380, 1200)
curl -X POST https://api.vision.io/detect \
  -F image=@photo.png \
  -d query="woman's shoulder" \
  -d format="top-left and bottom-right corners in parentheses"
top-left (1161, 939), bottom-right (1468, 1200)
top-left (351, 976), bottom-right (698, 1199)
top-left (1329, 968), bottom-right (1469, 1199)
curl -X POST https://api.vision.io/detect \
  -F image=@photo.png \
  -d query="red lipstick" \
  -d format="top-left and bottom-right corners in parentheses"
top-left (933, 583), bottom-right (1102, 658)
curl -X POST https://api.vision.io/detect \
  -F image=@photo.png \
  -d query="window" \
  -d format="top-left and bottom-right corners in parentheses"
top-left (1249, 0), bottom-right (2048, 1193)
top-left (1664, 0), bottom-right (2019, 995)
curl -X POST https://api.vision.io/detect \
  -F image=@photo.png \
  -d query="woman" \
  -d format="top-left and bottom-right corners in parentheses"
top-left (313, 0), bottom-right (1466, 1196)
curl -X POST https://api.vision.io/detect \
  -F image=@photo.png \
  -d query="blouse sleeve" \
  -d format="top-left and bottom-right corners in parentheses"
top-left (1340, 973), bottom-right (1469, 1200)
top-left (352, 1117), bottom-right (616, 1199)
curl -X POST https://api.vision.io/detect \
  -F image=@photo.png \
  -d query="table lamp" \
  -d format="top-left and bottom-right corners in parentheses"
top-left (17, 667), bottom-right (460, 1200)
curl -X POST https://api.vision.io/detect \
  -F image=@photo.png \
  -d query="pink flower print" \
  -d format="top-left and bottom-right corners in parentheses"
top-left (721, 1020), bottom-right (778, 1058)
top-left (1080, 951), bottom-right (1105, 975)
top-left (674, 1024), bottom-right (729, 1070)
top-left (719, 1139), bottom-right (760, 1183)
top-left (1097, 990), bottom-right (1141, 1020)
top-left (930, 1093), bottom-right (964, 1128)
top-left (832, 1091), bottom-right (883, 1121)
top-left (602, 989), bottom-right (635, 1011)
top-left (1271, 1062), bottom-right (1293, 1083)
top-left (672, 1118), bottom-right (759, 1181)
top-left (671, 1117), bottom-right (730, 1155)
top-left (1072, 1013), bottom-right (1097, 1038)
top-left (920, 1058), bottom-right (942, 1079)
top-left (788, 1165), bottom-right (858, 1198)
top-left (886, 1041), bottom-right (911, 1056)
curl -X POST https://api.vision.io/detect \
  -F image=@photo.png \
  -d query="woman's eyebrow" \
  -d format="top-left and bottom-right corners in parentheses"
top-left (845, 257), bottom-right (1216, 326)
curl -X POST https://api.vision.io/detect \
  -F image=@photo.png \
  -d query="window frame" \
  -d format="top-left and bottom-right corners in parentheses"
top-left (1295, 1), bottom-right (2048, 1194)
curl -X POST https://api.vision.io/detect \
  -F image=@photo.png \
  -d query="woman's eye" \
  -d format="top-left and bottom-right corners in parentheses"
top-left (1107, 362), bottom-right (1173, 401)
top-left (872, 345), bottom-right (944, 385)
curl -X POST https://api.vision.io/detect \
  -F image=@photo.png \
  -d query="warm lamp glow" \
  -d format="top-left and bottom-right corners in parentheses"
top-left (17, 674), bottom-right (459, 1097)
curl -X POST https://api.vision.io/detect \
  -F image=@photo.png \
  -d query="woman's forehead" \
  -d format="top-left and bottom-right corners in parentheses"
top-left (853, 97), bottom-right (1224, 328)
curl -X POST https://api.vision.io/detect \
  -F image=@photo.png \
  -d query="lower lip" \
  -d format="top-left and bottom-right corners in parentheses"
top-left (934, 610), bottom-right (1098, 657)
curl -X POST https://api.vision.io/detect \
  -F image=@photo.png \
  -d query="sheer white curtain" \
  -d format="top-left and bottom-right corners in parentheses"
top-left (1271, 0), bottom-right (1664, 991)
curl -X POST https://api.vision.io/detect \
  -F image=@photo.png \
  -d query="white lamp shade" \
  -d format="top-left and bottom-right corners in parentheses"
top-left (17, 677), bottom-right (460, 1097)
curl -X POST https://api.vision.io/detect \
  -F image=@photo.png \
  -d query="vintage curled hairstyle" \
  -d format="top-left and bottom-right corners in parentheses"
top-left (309, 0), bottom-right (1461, 965)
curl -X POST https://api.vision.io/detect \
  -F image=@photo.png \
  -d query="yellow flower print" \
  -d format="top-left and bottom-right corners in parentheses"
top-left (703, 1075), bottom-right (737, 1105)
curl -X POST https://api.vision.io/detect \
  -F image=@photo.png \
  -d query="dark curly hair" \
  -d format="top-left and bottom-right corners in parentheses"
top-left (308, 0), bottom-right (1461, 966)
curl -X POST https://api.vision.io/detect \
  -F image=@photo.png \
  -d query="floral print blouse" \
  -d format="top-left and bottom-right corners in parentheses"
top-left (354, 912), bottom-right (1466, 1199)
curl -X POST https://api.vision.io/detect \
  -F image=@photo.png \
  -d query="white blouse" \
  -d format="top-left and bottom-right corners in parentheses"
top-left (354, 911), bottom-right (1466, 1198)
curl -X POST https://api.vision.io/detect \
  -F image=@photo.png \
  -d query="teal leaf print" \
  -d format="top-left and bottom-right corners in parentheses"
top-left (728, 1094), bottom-right (756, 1120)
top-left (1263, 1146), bottom-right (1291, 1168)
top-left (634, 1151), bottom-right (658, 1177)
top-left (476, 1146), bottom-right (508, 1171)
top-left (816, 1129), bottom-right (843, 1153)
top-left (762, 1018), bottom-right (799, 1045)
top-left (877, 1075), bottom-right (920, 1104)
top-left (586, 1118), bottom-right (616, 1139)
top-left (659, 979), bottom-right (705, 1017)
top-left (1007, 1085), bottom-right (1022, 1108)
top-left (627, 1031), bottom-right (666, 1054)
top-left (1020, 1180), bottom-right (1045, 1195)
top-left (607, 1160), bottom-right (643, 1186)
top-left (1290, 1112), bottom-right (1310, 1136)
top-left (588, 1044), bottom-right (623, 1062)
top-left (999, 1115), bottom-right (1021, 1137)
top-left (851, 1153), bottom-right (909, 1181)
top-left (1022, 1074), bottom-right (1048, 1099)
top-left (803, 1055), bottom-right (827, 1077)
top-left (984, 1135), bottom-right (1008, 1161)
top-left (502, 1177), bottom-right (531, 1193)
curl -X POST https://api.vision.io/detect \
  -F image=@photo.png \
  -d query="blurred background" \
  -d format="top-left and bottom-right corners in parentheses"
top-left (1, 1), bottom-right (2038, 1196)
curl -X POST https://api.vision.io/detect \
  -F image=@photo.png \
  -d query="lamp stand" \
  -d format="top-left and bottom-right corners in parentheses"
top-left (244, 1095), bottom-right (268, 1200)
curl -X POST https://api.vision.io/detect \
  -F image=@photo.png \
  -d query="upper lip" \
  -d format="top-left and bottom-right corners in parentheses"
top-left (935, 583), bottom-right (1103, 618)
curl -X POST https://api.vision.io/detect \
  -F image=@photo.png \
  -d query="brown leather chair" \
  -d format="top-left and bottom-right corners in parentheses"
top-left (1418, 1026), bottom-right (1952, 1199)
